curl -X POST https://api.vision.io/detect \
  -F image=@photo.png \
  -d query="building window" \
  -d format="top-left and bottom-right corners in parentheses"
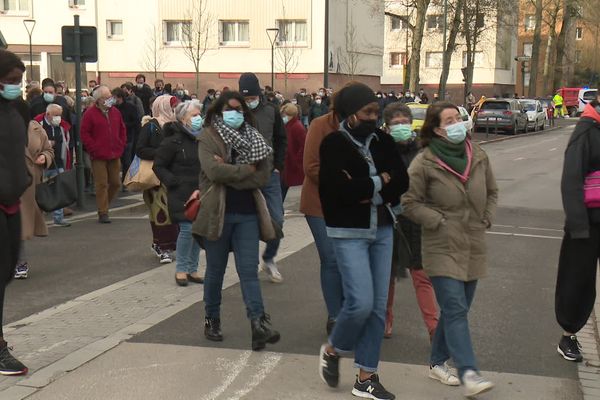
top-left (426, 14), bottom-right (444, 30)
top-left (426, 52), bottom-right (443, 68)
top-left (390, 16), bottom-right (408, 31)
top-left (1, 0), bottom-right (29, 12)
top-left (163, 20), bottom-right (192, 45)
top-left (390, 52), bottom-right (406, 67)
top-left (219, 20), bottom-right (249, 46)
top-left (277, 20), bottom-right (307, 44)
top-left (523, 43), bottom-right (533, 57)
top-left (462, 51), bottom-right (484, 68)
top-left (524, 14), bottom-right (535, 31)
top-left (106, 20), bottom-right (123, 40)
top-left (576, 27), bottom-right (583, 40)
top-left (68, 0), bottom-right (85, 7)
top-left (575, 50), bottom-right (581, 63)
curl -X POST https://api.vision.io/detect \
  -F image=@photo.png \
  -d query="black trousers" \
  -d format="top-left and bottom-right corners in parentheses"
top-left (0, 210), bottom-right (21, 337)
top-left (556, 225), bottom-right (600, 333)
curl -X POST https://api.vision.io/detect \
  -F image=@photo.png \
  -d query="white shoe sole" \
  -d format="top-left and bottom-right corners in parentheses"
top-left (0, 369), bottom-right (28, 376)
top-left (464, 382), bottom-right (494, 398)
top-left (351, 388), bottom-right (392, 400)
top-left (160, 258), bottom-right (172, 264)
top-left (428, 370), bottom-right (460, 386)
top-left (318, 344), bottom-right (328, 385)
top-left (557, 345), bottom-right (582, 362)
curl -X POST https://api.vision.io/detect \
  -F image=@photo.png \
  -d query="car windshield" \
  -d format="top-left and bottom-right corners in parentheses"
top-left (520, 102), bottom-right (536, 111)
top-left (410, 107), bottom-right (427, 120)
top-left (481, 102), bottom-right (509, 110)
top-left (583, 90), bottom-right (597, 101)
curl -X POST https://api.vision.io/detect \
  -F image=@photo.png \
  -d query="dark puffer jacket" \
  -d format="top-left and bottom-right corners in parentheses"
top-left (152, 122), bottom-right (200, 223)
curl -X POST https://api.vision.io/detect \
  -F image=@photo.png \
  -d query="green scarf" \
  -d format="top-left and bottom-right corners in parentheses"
top-left (428, 138), bottom-right (467, 174)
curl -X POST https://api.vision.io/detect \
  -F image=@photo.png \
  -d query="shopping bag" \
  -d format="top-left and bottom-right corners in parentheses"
top-left (124, 156), bottom-right (160, 192)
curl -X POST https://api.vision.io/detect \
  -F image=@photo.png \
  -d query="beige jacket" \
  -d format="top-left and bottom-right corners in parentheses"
top-left (401, 142), bottom-right (498, 281)
top-left (192, 126), bottom-right (278, 242)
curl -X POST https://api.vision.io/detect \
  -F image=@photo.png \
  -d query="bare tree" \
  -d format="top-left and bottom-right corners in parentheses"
top-left (435, 0), bottom-right (465, 101)
top-left (409, 0), bottom-right (431, 92)
top-left (542, 0), bottom-right (562, 94)
top-left (275, 1), bottom-right (301, 93)
top-left (338, 16), bottom-right (365, 78)
top-left (528, 0), bottom-right (543, 96)
top-left (553, 0), bottom-right (577, 90)
top-left (181, 0), bottom-right (212, 95)
top-left (139, 23), bottom-right (166, 81)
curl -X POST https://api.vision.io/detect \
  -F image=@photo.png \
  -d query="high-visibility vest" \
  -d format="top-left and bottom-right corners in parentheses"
top-left (553, 94), bottom-right (563, 106)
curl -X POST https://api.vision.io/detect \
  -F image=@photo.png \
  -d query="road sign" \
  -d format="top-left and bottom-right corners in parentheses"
top-left (61, 25), bottom-right (97, 62)
top-left (515, 56), bottom-right (531, 62)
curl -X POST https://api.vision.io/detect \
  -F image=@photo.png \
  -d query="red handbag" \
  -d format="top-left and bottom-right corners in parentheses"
top-left (184, 198), bottom-right (200, 221)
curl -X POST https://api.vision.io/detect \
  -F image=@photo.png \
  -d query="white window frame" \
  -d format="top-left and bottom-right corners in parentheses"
top-left (163, 20), bottom-right (191, 47)
top-left (426, 52), bottom-right (443, 68)
top-left (276, 19), bottom-right (308, 46)
top-left (68, 0), bottom-right (86, 9)
top-left (389, 52), bottom-right (406, 68)
top-left (390, 16), bottom-right (407, 31)
top-left (524, 15), bottom-right (535, 31)
top-left (106, 20), bottom-right (123, 40)
top-left (0, 0), bottom-right (29, 15)
top-left (219, 20), bottom-right (250, 47)
top-left (576, 27), bottom-right (583, 40)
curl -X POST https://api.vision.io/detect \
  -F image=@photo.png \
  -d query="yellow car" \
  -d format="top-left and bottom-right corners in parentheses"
top-left (407, 103), bottom-right (429, 133)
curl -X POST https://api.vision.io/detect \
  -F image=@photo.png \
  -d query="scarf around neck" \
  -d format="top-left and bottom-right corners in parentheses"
top-left (429, 138), bottom-right (469, 176)
top-left (213, 117), bottom-right (272, 165)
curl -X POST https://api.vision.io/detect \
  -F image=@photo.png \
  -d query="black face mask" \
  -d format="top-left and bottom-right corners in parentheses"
top-left (348, 118), bottom-right (377, 138)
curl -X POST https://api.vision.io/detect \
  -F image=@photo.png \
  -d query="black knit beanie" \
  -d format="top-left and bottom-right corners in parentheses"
top-left (334, 83), bottom-right (378, 120)
top-left (238, 73), bottom-right (261, 97)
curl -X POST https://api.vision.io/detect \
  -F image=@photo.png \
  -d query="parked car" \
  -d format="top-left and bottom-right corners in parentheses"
top-left (406, 103), bottom-right (429, 133)
top-left (474, 99), bottom-right (529, 135)
top-left (578, 88), bottom-right (597, 115)
top-left (519, 99), bottom-right (546, 131)
top-left (458, 106), bottom-right (474, 134)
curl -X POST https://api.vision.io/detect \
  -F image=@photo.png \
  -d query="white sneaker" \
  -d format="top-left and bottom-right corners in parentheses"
top-left (462, 369), bottom-right (494, 398)
top-left (429, 362), bottom-right (460, 386)
top-left (261, 260), bottom-right (283, 283)
top-left (160, 251), bottom-right (173, 264)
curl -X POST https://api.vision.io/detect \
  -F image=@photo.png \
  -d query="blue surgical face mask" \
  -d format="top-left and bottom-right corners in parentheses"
top-left (282, 115), bottom-right (290, 125)
top-left (222, 110), bottom-right (245, 129)
top-left (247, 99), bottom-right (259, 110)
top-left (0, 83), bottom-right (22, 100)
top-left (444, 121), bottom-right (467, 144)
top-left (104, 97), bottom-right (116, 108)
top-left (43, 92), bottom-right (55, 103)
top-left (389, 123), bottom-right (413, 142)
top-left (190, 115), bottom-right (204, 131)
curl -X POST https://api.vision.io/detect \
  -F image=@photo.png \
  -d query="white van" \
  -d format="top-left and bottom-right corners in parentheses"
top-left (579, 89), bottom-right (598, 115)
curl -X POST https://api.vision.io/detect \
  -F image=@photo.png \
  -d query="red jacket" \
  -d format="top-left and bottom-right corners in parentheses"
top-left (283, 117), bottom-right (307, 187)
top-left (80, 105), bottom-right (127, 160)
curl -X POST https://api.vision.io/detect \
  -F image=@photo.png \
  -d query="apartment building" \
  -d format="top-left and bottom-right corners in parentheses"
top-left (382, 2), bottom-right (518, 101)
top-left (1, 0), bottom-right (384, 96)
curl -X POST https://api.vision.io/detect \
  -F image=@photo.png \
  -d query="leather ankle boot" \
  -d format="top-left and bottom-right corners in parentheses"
top-left (250, 314), bottom-right (280, 351)
top-left (204, 317), bottom-right (223, 342)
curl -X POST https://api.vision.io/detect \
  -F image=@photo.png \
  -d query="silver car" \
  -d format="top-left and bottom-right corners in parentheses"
top-left (519, 99), bottom-right (546, 131)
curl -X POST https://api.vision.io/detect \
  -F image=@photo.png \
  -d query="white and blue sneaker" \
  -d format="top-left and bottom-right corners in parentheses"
top-left (14, 263), bottom-right (29, 279)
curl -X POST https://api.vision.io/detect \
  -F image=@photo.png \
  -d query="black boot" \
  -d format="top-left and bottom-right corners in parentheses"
top-left (204, 317), bottom-right (223, 342)
top-left (251, 314), bottom-right (280, 351)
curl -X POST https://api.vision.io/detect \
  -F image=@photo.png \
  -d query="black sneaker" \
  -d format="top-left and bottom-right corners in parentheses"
top-left (558, 335), bottom-right (583, 362)
top-left (319, 343), bottom-right (340, 388)
top-left (352, 374), bottom-right (395, 400)
top-left (250, 314), bottom-right (280, 351)
top-left (0, 346), bottom-right (28, 376)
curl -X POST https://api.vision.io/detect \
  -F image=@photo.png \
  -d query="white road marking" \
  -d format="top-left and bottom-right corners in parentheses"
top-left (487, 231), bottom-right (562, 240)
top-left (549, 147), bottom-right (557, 152)
top-left (225, 353), bottom-right (282, 400)
top-left (201, 351), bottom-right (252, 400)
top-left (514, 157), bottom-right (526, 161)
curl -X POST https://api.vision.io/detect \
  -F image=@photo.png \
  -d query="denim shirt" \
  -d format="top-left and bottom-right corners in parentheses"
top-left (326, 124), bottom-right (382, 240)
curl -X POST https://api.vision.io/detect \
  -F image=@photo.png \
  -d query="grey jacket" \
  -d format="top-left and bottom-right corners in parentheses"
top-left (252, 102), bottom-right (287, 172)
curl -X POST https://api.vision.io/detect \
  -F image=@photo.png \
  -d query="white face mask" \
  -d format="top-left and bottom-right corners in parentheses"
top-left (315, 99), bottom-right (322, 105)
top-left (50, 116), bottom-right (61, 127)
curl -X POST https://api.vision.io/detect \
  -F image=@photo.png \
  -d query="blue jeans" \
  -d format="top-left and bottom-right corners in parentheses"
top-left (329, 225), bottom-right (393, 372)
top-left (261, 171), bottom-right (284, 262)
top-left (176, 222), bottom-right (200, 274)
top-left (306, 216), bottom-right (343, 319)
top-left (430, 277), bottom-right (478, 380)
top-left (203, 213), bottom-right (265, 320)
top-left (44, 168), bottom-right (65, 223)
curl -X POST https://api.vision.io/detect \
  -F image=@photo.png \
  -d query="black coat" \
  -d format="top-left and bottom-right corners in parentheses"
top-left (133, 84), bottom-right (154, 115)
top-left (152, 122), bottom-right (200, 223)
top-left (29, 95), bottom-right (71, 123)
top-left (116, 102), bottom-right (140, 145)
top-left (0, 98), bottom-right (31, 205)
top-left (319, 129), bottom-right (409, 231)
top-left (561, 117), bottom-right (600, 238)
top-left (136, 118), bottom-right (164, 161)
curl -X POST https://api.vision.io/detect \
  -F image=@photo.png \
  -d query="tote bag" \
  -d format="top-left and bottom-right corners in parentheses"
top-left (35, 169), bottom-right (78, 212)
top-left (124, 156), bottom-right (160, 192)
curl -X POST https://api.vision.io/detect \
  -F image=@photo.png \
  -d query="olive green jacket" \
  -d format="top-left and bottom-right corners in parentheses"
top-left (401, 142), bottom-right (498, 281)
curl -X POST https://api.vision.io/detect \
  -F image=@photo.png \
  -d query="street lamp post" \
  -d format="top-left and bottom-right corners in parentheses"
top-left (23, 19), bottom-right (36, 82)
top-left (266, 28), bottom-right (279, 91)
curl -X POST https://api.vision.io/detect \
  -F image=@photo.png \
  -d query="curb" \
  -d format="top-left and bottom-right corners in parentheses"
top-left (580, 272), bottom-right (600, 399)
top-left (478, 125), bottom-right (561, 145)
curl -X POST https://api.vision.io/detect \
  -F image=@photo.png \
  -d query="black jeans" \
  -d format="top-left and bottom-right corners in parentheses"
top-left (0, 210), bottom-right (21, 337)
top-left (556, 225), bottom-right (600, 333)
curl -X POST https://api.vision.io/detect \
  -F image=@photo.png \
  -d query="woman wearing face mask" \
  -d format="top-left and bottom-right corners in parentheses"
top-left (190, 91), bottom-right (280, 351)
top-left (308, 94), bottom-right (329, 125)
top-left (401, 102), bottom-right (498, 397)
top-left (153, 100), bottom-right (204, 286)
top-left (136, 95), bottom-right (180, 265)
top-left (381, 102), bottom-right (440, 346)
top-left (280, 103), bottom-right (307, 201)
top-left (318, 83), bottom-right (408, 400)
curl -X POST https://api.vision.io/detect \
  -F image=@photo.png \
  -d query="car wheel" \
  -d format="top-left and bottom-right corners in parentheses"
top-left (511, 124), bottom-right (518, 135)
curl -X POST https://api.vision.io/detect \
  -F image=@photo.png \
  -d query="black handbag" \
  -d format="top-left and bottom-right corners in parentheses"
top-left (35, 169), bottom-right (78, 212)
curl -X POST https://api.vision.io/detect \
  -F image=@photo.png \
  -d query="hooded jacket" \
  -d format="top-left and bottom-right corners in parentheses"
top-left (80, 104), bottom-right (127, 161)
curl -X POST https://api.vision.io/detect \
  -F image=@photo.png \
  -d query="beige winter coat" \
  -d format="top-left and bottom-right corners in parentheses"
top-left (401, 142), bottom-right (498, 281)
top-left (21, 120), bottom-right (54, 240)
top-left (192, 126), bottom-right (278, 242)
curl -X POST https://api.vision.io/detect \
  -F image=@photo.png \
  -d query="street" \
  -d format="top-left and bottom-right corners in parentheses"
top-left (0, 121), bottom-right (589, 400)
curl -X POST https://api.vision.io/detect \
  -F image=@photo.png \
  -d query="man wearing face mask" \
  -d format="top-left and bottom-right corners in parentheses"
top-left (294, 87), bottom-right (312, 128)
top-left (174, 83), bottom-right (192, 102)
top-left (239, 72), bottom-right (287, 283)
top-left (133, 74), bottom-right (153, 116)
top-left (29, 81), bottom-right (71, 124)
top-left (80, 86), bottom-right (127, 223)
top-left (120, 82), bottom-right (145, 121)
top-left (153, 79), bottom-right (165, 97)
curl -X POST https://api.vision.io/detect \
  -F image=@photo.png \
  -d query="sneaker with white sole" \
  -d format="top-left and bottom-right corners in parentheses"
top-left (462, 369), bottom-right (494, 398)
top-left (14, 263), bottom-right (28, 280)
top-left (151, 243), bottom-right (162, 258)
top-left (429, 362), bottom-right (460, 386)
top-left (160, 251), bottom-right (173, 264)
top-left (260, 260), bottom-right (283, 283)
top-left (351, 374), bottom-right (395, 400)
top-left (319, 343), bottom-right (340, 388)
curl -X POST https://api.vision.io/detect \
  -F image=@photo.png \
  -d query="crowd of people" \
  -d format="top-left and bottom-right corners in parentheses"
top-left (0, 47), bottom-right (598, 400)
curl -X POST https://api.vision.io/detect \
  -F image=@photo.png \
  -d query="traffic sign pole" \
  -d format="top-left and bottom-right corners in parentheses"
top-left (73, 15), bottom-right (85, 209)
